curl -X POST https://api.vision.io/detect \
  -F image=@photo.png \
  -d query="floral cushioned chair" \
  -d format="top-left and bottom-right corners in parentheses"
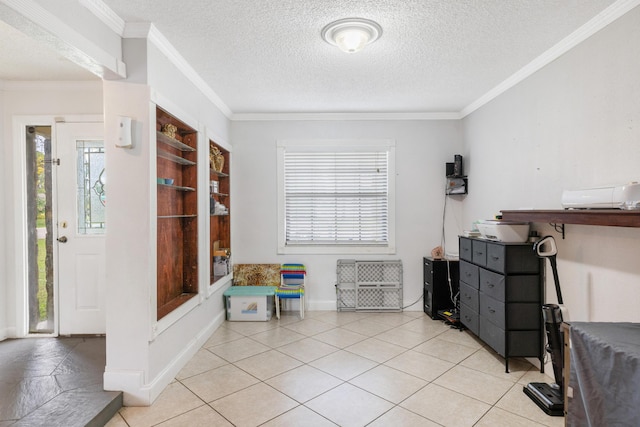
top-left (232, 264), bottom-right (281, 287)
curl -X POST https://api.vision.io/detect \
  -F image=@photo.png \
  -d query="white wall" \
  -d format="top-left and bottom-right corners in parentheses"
top-left (462, 5), bottom-right (640, 322)
top-left (0, 81), bottom-right (103, 339)
top-left (0, 87), bottom-right (5, 339)
top-left (103, 37), bottom-right (232, 405)
top-left (231, 119), bottom-right (463, 311)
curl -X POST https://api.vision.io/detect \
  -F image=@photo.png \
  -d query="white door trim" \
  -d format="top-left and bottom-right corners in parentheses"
top-left (11, 114), bottom-right (102, 338)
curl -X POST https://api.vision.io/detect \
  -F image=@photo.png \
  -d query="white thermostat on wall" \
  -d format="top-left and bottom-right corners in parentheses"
top-left (116, 116), bottom-right (133, 148)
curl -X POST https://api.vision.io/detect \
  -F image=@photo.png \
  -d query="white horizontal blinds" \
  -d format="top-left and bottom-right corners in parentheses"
top-left (284, 150), bottom-right (388, 245)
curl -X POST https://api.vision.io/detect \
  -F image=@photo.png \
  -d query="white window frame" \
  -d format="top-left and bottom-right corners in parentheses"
top-left (277, 139), bottom-right (396, 255)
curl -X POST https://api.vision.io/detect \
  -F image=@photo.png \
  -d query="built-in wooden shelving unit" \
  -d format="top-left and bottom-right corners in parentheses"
top-left (156, 107), bottom-right (198, 320)
top-left (209, 140), bottom-right (231, 285)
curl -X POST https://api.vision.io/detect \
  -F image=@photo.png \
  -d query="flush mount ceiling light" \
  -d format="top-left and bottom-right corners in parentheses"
top-left (321, 18), bottom-right (382, 53)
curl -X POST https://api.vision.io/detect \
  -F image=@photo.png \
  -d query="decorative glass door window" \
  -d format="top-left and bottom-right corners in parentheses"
top-left (76, 140), bottom-right (106, 234)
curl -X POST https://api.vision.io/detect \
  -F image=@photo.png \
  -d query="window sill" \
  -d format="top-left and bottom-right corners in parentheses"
top-left (278, 245), bottom-right (396, 255)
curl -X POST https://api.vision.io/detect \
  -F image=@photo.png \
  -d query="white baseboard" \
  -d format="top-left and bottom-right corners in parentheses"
top-left (308, 300), bottom-right (339, 311)
top-left (146, 310), bottom-right (226, 405)
top-left (103, 370), bottom-right (146, 405)
top-left (105, 310), bottom-right (226, 406)
top-left (306, 300), bottom-right (423, 312)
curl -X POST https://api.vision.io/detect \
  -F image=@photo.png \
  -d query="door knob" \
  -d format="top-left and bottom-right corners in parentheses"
top-left (57, 236), bottom-right (68, 243)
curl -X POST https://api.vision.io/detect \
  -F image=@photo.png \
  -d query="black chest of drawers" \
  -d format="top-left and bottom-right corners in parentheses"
top-left (423, 257), bottom-right (459, 319)
top-left (459, 237), bottom-right (544, 372)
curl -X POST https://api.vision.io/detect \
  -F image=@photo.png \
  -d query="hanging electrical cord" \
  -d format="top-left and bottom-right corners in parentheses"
top-left (441, 180), bottom-right (448, 252)
top-left (402, 293), bottom-right (424, 310)
top-left (446, 257), bottom-right (458, 308)
top-left (441, 180), bottom-right (459, 309)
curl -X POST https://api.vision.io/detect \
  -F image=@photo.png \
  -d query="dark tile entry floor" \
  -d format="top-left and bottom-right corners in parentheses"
top-left (0, 337), bottom-right (122, 427)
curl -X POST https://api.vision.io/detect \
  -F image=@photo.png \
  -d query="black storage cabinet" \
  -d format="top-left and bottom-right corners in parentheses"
top-left (459, 236), bottom-right (544, 372)
top-left (423, 257), bottom-right (459, 319)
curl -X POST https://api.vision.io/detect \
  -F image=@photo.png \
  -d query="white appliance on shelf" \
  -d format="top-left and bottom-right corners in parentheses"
top-left (561, 182), bottom-right (640, 210)
top-left (476, 220), bottom-right (530, 243)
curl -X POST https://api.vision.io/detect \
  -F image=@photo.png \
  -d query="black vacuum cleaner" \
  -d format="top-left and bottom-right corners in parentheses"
top-left (523, 235), bottom-right (566, 416)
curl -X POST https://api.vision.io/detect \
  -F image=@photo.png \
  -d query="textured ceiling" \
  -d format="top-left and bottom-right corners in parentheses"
top-left (0, 0), bottom-right (621, 114)
top-left (102, 0), bottom-right (617, 114)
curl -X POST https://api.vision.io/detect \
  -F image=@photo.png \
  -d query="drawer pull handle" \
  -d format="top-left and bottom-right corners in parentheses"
top-left (488, 308), bottom-right (495, 313)
top-left (491, 256), bottom-right (499, 260)
top-left (488, 283), bottom-right (494, 288)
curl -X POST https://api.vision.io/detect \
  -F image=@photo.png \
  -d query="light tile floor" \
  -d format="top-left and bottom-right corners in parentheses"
top-left (106, 311), bottom-right (564, 427)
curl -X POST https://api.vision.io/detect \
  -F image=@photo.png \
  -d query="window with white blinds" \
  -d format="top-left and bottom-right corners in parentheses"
top-left (277, 140), bottom-right (396, 254)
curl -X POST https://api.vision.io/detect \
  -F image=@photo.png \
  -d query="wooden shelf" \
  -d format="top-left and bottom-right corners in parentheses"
top-left (158, 183), bottom-right (195, 192)
top-left (158, 215), bottom-right (197, 219)
top-left (157, 293), bottom-right (198, 320)
top-left (210, 169), bottom-right (229, 178)
top-left (212, 274), bottom-right (228, 284)
top-left (157, 131), bottom-right (196, 152)
top-left (501, 209), bottom-right (640, 228)
top-left (158, 149), bottom-right (196, 165)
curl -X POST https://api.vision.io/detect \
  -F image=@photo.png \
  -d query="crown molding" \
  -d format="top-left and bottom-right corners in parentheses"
top-left (123, 22), bottom-right (233, 119)
top-left (64, 0), bottom-right (640, 122)
top-left (79, 0), bottom-right (125, 36)
top-left (461, 0), bottom-right (640, 118)
top-left (231, 111), bottom-right (461, 121)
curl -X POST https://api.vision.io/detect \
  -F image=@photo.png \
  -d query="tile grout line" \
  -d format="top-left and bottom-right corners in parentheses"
top-left (114, 314), bottom-right (556, 426)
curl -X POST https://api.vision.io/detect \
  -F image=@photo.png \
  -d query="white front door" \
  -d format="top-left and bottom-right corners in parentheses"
top-left (56, 122), bottom-right (106, 335)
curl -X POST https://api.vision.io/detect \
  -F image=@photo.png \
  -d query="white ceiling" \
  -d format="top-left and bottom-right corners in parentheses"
top-left (0, 0), bottom-right (622, 115)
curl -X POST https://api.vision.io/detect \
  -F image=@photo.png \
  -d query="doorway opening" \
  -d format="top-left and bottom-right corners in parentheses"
top-left (26, 125), bottom-right (55, 334)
